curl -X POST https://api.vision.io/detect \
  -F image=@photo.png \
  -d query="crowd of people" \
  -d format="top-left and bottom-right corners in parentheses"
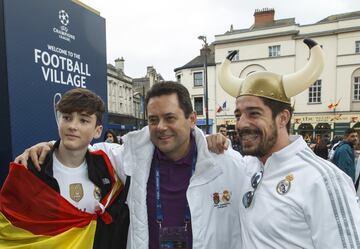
top-left (0, 38), bottom-right (359, 249)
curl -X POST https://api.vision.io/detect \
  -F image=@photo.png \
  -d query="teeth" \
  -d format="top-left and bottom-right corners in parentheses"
top-left (241, 134), bottom-right (258, 141)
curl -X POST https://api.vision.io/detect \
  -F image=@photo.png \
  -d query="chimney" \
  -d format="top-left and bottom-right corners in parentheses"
top-left (115, 57), bottom-right (124, 71)
top-left (200, 46), bottom-right (211, 56)
top-left (254, 8), bottom-right (275, 27)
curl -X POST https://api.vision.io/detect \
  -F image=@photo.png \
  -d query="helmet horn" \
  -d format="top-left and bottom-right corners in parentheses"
top-left (218, 50), bottom-right (244, 97)
top-left (282, 39), bottom-right (324, 98)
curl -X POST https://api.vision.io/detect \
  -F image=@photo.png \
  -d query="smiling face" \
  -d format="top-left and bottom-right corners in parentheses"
top-left (219, 127), bottom-right (227, 137)
top-left (147, 93), bottom-right (196, 161)
top-left (234, 96), bottom-right (279, 158)
top-left (58, 111), bottom-right (102, 152)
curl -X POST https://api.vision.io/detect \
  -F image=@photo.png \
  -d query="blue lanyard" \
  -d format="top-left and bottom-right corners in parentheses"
top-left (155, 146), bottom-right (197, 225)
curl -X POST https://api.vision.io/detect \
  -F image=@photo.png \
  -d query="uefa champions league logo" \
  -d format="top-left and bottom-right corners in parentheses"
top-left (53, 10), bottom-right (75, 42)
top-left (59, 10), bottom-right (69, 26)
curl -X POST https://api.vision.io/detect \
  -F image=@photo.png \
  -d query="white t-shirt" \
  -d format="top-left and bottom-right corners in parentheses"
top-left (53, 154), bottom-right (101, 214)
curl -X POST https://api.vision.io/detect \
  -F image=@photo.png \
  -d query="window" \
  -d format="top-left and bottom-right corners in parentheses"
top-left (308, 80), bottom-right (322, 103)
top-left (193, 72), bottom-right (203, 87)
top-left (354, 76), bottom-right (360, 100)
top-left (194, 97), bottom-right (203, 115)
top-left (176, 74), bottom-right (181, 83)
top-left (268, 45), bottom-right (280, 57)
top-left (227, 50), bottom-right (239, 61)
top-left (356, 41), bottom-right (360, 53)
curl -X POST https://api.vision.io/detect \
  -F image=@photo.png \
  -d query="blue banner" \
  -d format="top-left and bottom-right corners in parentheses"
top-left (0, 0), bottom-right (107, 184)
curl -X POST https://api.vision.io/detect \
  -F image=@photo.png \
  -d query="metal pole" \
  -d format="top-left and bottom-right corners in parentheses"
top-left (142, 85), bottom-right (146, 127)
top-left (204, 46), bottom-right (209, 134)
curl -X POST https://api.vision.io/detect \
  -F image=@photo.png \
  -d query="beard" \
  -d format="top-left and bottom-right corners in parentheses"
top-left (237, 122), bottom-right (278, 157)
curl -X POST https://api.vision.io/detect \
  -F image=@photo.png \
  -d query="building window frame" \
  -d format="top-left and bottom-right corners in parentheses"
top-left (308, 80), bottom-right (322, 104)
top-left (194, 96), bottom-right (204, 115)
top-left (354, 76), bottom-right (360, 101)
top-left (193, 71), bottom-right (203, 87)
top-left (268, 45), bottom-right (281, 57)
top-left (356, 41), bottom-right (360, 53)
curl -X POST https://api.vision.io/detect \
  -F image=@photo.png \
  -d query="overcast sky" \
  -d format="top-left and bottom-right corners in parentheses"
top-left (80, 0), bottom-right (359, 80)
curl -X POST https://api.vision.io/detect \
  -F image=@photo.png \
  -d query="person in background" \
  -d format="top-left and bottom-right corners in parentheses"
top-left (332, 128), bottom-right (359, 182)
top-left (218, 124), bottom-right (228, 137)
top-left (104, 129), bottom-right (119, 144)
top-left (313, 135), bottom-right (329, 159)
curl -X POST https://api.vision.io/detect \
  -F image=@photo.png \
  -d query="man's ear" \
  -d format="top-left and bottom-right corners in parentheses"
top-left (189, 111), bottom-right (197, 128)
top-left (93, 125), bottom-right (103, 139)
top-left (278, 109), bottom-right (290, 128)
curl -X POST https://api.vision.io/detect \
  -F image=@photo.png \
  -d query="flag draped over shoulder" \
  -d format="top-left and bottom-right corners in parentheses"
top-left (0, 163), bottom-right (98, 249)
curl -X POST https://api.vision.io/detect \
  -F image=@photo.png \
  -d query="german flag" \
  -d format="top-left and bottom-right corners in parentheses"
top-left (0, 159), bottom-right (122, 249)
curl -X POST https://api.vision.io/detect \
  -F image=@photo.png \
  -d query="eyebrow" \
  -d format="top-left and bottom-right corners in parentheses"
top-left (235, 106), bottom-right (263, 113)
top-left (148, 112), bottom-right (175, 118)
top-left (79, 113), bottom-right (92, 118)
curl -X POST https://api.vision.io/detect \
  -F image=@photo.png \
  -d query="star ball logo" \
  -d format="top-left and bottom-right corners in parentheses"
top-left (53, 9), bottom-right (75, 42)
top-left (59, 10), bottom-right (69, 26)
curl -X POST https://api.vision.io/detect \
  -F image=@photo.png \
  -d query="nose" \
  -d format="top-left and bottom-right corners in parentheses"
top-left (235, 114), bottom-right (250, 130)
top-left (68, 120), bottom-right (79, 131)
top-left (156, 118), bottom-right (167, 131)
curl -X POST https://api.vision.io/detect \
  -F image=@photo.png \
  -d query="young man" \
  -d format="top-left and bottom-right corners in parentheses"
top-left (212, 38), bottom-right (360, 248)
top-left (218, 124), bottom-right (228, 137)
top-left (1, 88), bottom-right (129, 249)
top-left (15, 82), bottom-right (246, 249)
top-left (332, 128), bottom-right (359, 182)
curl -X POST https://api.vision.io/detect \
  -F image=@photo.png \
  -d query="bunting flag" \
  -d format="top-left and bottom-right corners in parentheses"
top-left (0, 153), bottom-right (123, 249)
top-left (328, 98), bottom-right (341, 109)
top-left (216, 101), bottom-right (227, 113)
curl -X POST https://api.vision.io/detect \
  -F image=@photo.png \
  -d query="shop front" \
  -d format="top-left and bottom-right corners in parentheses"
top-left (292, 112), bottom-right (360, 141)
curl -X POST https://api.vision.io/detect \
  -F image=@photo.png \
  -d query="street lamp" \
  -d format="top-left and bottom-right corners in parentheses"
top-left (133, 91), bottom-right (141, 129)
top-left (198, 35), bottom-right (209, 134)
top-left (133, 85), bottom-right (146, 128)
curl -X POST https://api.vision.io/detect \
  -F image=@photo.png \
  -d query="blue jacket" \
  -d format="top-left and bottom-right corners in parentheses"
top-left (332, 141), bottom-right (355, 182)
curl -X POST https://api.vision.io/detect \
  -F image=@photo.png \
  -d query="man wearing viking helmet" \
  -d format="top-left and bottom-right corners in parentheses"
top-left (215, 39), bottom-right (360, 248)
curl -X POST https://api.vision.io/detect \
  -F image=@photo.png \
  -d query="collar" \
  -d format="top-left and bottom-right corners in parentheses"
top-left (155, 133), bottom-right (195, 166)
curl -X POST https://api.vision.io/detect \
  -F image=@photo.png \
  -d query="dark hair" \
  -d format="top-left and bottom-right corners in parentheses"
top-left (104, 129), bottom-right (119, 144)
top-left (218, 124), bottom-right (227, 131)
top-left (261, 97), bottom-right (293, 133)
top-left (344, 128), bottom-right (357, 137)
top-left (144, 81), bottom-right (193, 118)
top-left (56, 88), bottom-right (105, 126)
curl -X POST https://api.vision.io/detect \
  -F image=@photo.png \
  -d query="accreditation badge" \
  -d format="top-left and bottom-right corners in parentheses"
top-left (159, 226), bottom-right (188, 249)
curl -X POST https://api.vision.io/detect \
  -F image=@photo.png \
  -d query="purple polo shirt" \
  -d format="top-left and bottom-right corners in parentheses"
top-left (147, 135), bottom-right (195, 249)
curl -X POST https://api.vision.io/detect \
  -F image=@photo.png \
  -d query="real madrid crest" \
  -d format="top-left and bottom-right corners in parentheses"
top-left (276, 174), bottom-right (294, 195)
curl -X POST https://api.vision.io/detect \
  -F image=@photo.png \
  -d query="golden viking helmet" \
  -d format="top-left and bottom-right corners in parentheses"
top-left (218, 39), bottom-right (324, 104)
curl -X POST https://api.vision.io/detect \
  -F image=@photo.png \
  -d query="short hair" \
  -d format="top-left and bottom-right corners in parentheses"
top-left (344, 128), bottom-right (357, 137)
top-left (56, 88), bottom-right (105, 126)
top-left (218, 124), bottom-right (226, 130)
top-left (261, 97), bottom-right (293, 133)
top-left (145, 81), bottom-right (193, 118)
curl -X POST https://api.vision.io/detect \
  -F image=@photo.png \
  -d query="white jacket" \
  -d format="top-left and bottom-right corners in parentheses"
top-left (240, 135), bottom-right (360, 249)
top-left (95, 127), bottom-right (245, 249)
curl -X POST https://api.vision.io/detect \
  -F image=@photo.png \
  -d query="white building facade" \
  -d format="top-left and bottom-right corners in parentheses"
top-left (175, 8), bottom-right (360, 140)
top-left (107, 58), bottom-right (141, 134)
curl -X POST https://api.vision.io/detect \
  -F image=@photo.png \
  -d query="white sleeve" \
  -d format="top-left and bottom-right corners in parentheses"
top-left (304, 173), bottom-right (360, 248)
top-left (92, 142), bottom-right (126, 182)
